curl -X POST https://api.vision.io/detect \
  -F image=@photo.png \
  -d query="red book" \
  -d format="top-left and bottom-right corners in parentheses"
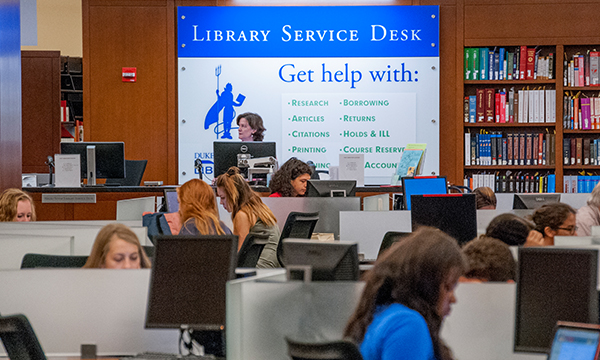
top-left (520, 46), bottom-right (528, 80)
top-left (61, 100), bottom-right (67, 122)
top-left (538, 133), bottom-right (544, 165)
top-left (526, 48), bottom-right (536, 80)
top-left (500, 91), bottom-right (506, 123)
top-left (476, 89), bottom-right (485, 122)
top-left (495, 92), bottom-right (501, 122)
top-left (485, 88), bottom-right (495, 122)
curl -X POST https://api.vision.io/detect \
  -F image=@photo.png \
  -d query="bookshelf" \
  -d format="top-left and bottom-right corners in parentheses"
top-left (60, 56), bottom-right (83, 142)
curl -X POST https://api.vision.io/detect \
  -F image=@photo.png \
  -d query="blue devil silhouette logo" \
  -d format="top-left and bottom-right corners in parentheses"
top-left (204, 65), bottom-right (246, 139)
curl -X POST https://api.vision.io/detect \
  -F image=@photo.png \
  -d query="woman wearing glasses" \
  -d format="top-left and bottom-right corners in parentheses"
top-left (531, 203), bottom-right (578, 246)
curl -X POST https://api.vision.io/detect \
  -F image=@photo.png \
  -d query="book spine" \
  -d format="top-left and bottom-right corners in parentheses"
top-left (500, 91), bottom-right (506, 123)
top-left (476, 89), bottom-right (485, 122)
top-left (577, 137), bottom-right (583, 165)
top-left (507, 51), bottom-right (514, 80)
top-left (579, 55), bottom-right (585, 87)
top-left (507, 133), bottom-right (513, 165)
top-left (494, 51), bottom-right (500, 80)
top-left (485, 88), bottom-right (495, 122)
top-left (464, 96), bottom-right (470, 123)
top-left (508, 87), bottom-right (515, 122)
top-left (584, 138), bottom-right (591, 165)
top-left (526, 47), bottom-right (536, 80)
top-left (533, 134), bottom-right (539, 165)
top-left (571, 137), bottom-right (577, 165)
top-left (591, 52), bottom-right (599, 86)
top-left (564, 138), bottom-right (570, 165)
top-left (519, 133), bottom-right (525, 165)
top-left (469, 95), bottom-right (477, 123)
top-left (581, 97), bottom-right (592, 130)
top-left (549, 53), bottom-right (554, 80)
top-left (526, 133), bottom-right (533, 165)
top-left (520, 46), bottom-right (527, 80)
top-left (465, 132), bottom-right (471, 166)
top-left (514, 90), bottom-right (519, 123)
top-left (538, 133), bottom-right (543, 165)
top-left (489, 49), bottom-right (495, 81)
top-left (499, 47), bottom-right (505, 80)
top-left (472, 48), bottom-right (479, 80)
top-left (480, 48), bottom-right (488, 80)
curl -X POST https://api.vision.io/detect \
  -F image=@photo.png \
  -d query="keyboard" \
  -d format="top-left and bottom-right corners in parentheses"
top-left (123, 352), bottom-right (224, 360)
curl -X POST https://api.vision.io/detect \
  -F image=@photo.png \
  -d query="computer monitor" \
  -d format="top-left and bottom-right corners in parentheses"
top-left (0, 314), bottom-right (47, 360)
top-left (145, 235), bottom-right (237, 330)
top-left (401, 176), bottom-right (447, 210)
top-left (514, 247), bottom-right (599, 353)
top-left (410, 193), bottom-right (477, 245)
top-left (513, 193), bottom-right (561, 209)
top-left (547, 322), bottom-right (600, 360)
top-left (60, 142), bottom-right (125, 185)
top-left (213, 141), bottom-right (276, 178)
top-left (163, 188), bottom-right (179, 213)
top-left (306, 180), bottom-right (357, 197)
top-left (282, 239), bottom-right (359, 281)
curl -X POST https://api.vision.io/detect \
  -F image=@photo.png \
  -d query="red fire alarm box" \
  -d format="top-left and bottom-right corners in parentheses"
top-left (122, 67), bottom-right (137, 82)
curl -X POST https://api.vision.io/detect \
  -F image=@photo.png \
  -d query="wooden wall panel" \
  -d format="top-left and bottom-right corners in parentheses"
top-left (21, 51), bottom-right (61, 174)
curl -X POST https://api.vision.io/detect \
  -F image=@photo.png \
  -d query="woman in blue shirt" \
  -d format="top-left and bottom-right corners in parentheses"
top-left (344, 227), bottom-right (467, 360)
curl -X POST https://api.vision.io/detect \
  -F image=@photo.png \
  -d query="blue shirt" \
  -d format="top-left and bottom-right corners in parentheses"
top-left (360, 303), bottom-right (434, 360)
top-left (179, 218), bottom-right (232, 236)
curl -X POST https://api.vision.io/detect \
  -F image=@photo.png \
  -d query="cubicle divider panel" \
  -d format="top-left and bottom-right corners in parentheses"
top-left (0, 234), bottom-right (74, 270)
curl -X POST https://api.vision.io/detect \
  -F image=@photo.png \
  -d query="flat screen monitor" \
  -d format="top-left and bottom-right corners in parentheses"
top-left (515, 247), bottom-right (599, 353)
top-left (306, 180), bottom-right (357, 197)
top-left (547, 322), bottom-right (600, 360)
top-left (0, 314), bottom-right (47, 360)
top-left (60, 142), bottom-right (125, 181)
top-left (401, 176), bottom-right (447, 210)
top-left (145, 235), bottom-right (237, 330)
top-left (410, 193), bottom-right (477, 245)
top-left (513, 193), bottom-right (561, 209)
top-left (213, 141), bottom-right (276, 178)
top-left (282, 239), bottom-right (359, 281)
top-left (163, 188), bottom-right (179, 213)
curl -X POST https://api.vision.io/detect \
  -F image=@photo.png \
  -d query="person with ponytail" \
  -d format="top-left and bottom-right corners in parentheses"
top-left (216, 167), bottom-right (281, 268)
top-left (178, 179), bottom-right (232, 236)
top-left (344, 227), bottom-right (467, 360)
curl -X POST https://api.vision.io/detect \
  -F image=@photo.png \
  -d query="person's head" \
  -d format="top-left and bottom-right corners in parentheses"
top-left (216, 167), bottom-right (277, 226)
top-left (268, 157), bottom-right (312, 197)
top-left (462, 236), bottom-right (516, 282)
top-left (236, 112), bottom-right (265, 142)
top-left (532, 203), bottom-right (577, 245)
top-left (83, 223), bottom-right (151, 269)
top-left (485, 213), bottom-right (534, 246)
top-left (473, 186), bottom-right (497, 210)
top-left (0, 188), bottom-right (36, 222)
top-left (344, 227), bottom-right (467, 360)
top-left (177, 179), bottom-right (227, 235)
top-left (588, 182), bottom-right (600, 208)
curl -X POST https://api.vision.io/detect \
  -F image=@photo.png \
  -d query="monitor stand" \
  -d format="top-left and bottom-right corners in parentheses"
top-left (86, 145), bottom-right (97, 186)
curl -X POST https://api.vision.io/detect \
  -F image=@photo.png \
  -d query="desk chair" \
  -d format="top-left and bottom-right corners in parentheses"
top-left (277, 211), bottom-right (319, 267)
top-left (286, 337), bottom-right (363, 360)
top-left (142, 245), bottom-right (155, 259)
top-left (105, 159), bottom-right (148, 186)
top-left (237, 234), bottom-right (268, 268)
top-left (0, 314), bottom-right (47, 360)
top-left (20, 254), bottom-right (88, 269)
top-left (377, 231), bottom-right (411, 258)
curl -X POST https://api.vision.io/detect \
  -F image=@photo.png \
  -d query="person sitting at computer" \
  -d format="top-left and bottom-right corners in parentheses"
top-left (461, 236), bottom-right (516, 282)
top-left (83, 223), bottom-right (151, 269)
top-left (269, 157), bottom-right (312, 197)
top-left (0, 188), bottom-right (36, 222)
top-left (237, 112), bottom-right (266, 142)
top-left (473, 186), bottom-right (497, 210)
top-left (532, 203), bottom-right (578, 246)
top-left (177, 178), bottom-right (232, 236)
top-left (344, 227), bottom-right (467, 360)
top-left (216, 167), bottom-right (281, 268)
top-left (485, 213), bottom-right (544, 247)
top-left (576, 182), bottom-right (600, 236)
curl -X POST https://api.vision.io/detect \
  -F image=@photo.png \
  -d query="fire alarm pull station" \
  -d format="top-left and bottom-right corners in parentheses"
top-left (122, 67), bottom-right (137, 82)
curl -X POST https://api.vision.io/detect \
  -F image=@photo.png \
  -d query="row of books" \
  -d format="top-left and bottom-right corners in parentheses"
top-left (465, 132), bottom-right (556, 167)
top-left (464, 46), bottom-right (554, 81)
top-left (562, 94), bottom-right (600, 130)
top-left (563, 52), bottom-right (600, 87)
top-left (562, 137), bottom-right (600, 165)
top-left (463, 88), bottom-right (556, 123)
top-left (464, 171), bottom-right (556, 193)
top-left (563, 175), bottom-right (600, 193)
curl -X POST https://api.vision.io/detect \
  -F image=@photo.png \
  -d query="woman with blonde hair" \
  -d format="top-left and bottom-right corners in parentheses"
top-left (84, 223), bottom-right (151, 269)
top-left (216, 167), bottom-right (281, 268)
top-left (0, 188), bottom-right (36, 222)
top-left (178, 178), bottom-right (232, 235)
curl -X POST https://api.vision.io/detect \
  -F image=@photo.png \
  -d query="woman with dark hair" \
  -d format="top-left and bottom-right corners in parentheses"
top-left (532, 202), bottom-right (577, 246)
top-left (485, 213), bottom-right (543, 247)
top-left (237, 112), bottom-right (266, 142)
top-left (269, 157), bottom-right (312, 197)
top-left (344, 227), bottom-right (467, 360)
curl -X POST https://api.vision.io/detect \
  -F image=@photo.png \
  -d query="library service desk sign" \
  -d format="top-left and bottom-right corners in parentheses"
top-left (177, 6), bottom-right (439, 185)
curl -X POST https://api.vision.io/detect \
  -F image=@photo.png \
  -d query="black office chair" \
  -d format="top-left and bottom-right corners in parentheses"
top-left (20, 254), bottom-right (89, 269)
top-left (286, 337), bottom-right (363, 360)
top-left (142, 245), bottom-right (155, 259)
top-left (377, 231), bottom-right (411, 258)
top-left (105, 159), bottom-right (147, 186)
top-left (0, 314), bottom-right (47, 360)
top-left (277, 211), bottom-right (319, 267)
top-left (237, 234), bottom-right (269, 268)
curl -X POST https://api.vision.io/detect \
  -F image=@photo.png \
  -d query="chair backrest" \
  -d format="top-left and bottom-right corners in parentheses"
top-left (0, 314), bottom-right (47, 360)
top-left (277, 211), bottom-right (319, 266)
top-left (377, 231), bottom-right (411, 258)
top-left (237, 234), bottom-right (268, 268)
top-left (142, 245), bottom-right (155, 259)
top-left (286, 337), bottom-right (363, 360)
top-left (105, 159), bottom-right (147, 186)
top-left (20, 254), bottom-right (89, 269)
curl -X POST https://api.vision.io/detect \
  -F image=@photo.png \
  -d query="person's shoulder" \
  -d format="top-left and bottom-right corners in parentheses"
top-left (269, 192), bottom-right (282, 197)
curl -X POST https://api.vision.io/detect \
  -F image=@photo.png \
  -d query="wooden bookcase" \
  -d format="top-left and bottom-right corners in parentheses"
top-left (60, 56), bottom-right (83, 142)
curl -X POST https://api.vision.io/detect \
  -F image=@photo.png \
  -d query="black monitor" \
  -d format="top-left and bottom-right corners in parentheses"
top-left (163, 188), bottom-right (179, 213)
top-left (410, 193), bottom-right (477, 245)
top-left (514, 247), bottom-right (599, 353)
top-left (401, 176), bottom-right (447, 210)
top-left (306, 180), bottom-right (357, 197)
top-left (60, 142), bottom-right (125, 185)
top-left (0, 314), bottom-right (47, 360)
top-left (281, 239), bottom-right (359, 281)
top-left (213, 141), bottom-right (276, 178)
top-left (513, 193), bottom-right (561, 209)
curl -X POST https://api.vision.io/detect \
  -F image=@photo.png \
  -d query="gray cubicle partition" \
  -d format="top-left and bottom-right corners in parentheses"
top-left (0, 234), bottom-right (74, 270)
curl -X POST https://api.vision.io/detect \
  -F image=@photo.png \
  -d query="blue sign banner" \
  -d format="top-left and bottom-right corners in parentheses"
top-left (178, 6), bottom-right (439, 58)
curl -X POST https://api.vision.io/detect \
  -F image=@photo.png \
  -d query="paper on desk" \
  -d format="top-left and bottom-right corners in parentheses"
top-left (55, 154), bottom-right (81, 187)
top-left (339, 154), bottom-right (364, 187)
